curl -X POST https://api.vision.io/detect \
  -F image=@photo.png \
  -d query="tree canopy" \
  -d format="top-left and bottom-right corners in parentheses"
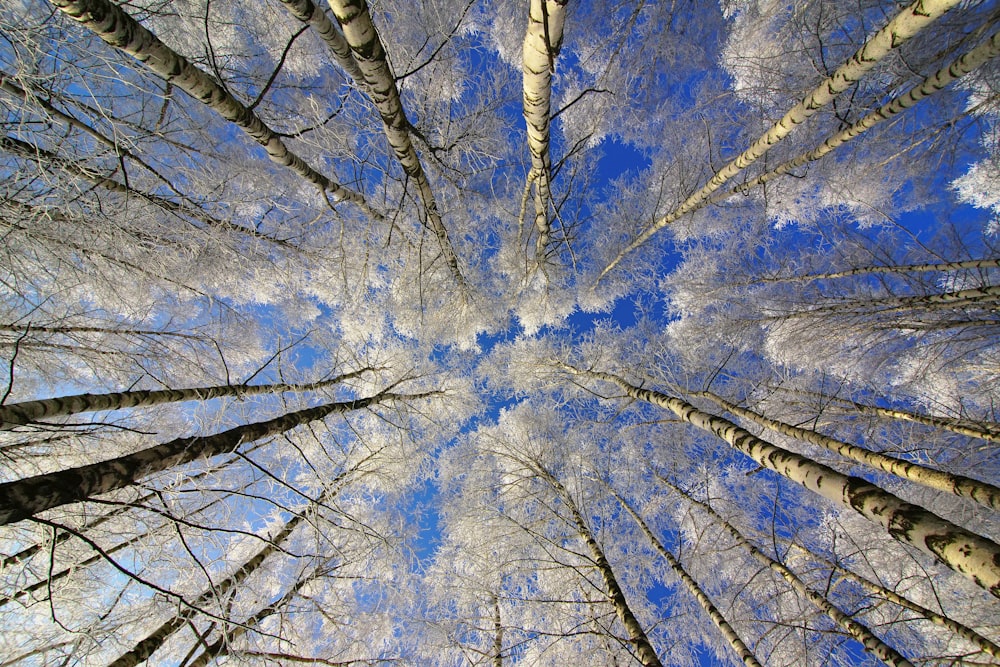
top-left (1, 0), bottom-right (999, 664)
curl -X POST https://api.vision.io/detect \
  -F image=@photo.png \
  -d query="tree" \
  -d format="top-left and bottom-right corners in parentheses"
top-left (2, 0), bottom-right (999, 664)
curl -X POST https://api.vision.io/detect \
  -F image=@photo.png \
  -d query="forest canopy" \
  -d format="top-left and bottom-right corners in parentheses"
top-left (1, 0), bottom-right (999, 665)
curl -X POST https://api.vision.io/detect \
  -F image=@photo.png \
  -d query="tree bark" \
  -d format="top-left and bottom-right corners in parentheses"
top-left (711, 29), bottom-right (1000, 204)
top-left (652, 477), bottom-right (915, 666)
top-left (0, 135), bottom-right (294, 250)
top-left (561, 365), bottom-right (1000, 599)
top-left (46, 0), bottom-right (377, 216)
top-left (695, 390), bottom-right (1000, 511)
top-left (0, 368), bottom-right (373, 429)
top-left (610, 490), bottom-right (764, 667)
top-left (668, 479), bottom-right (1000, 662)
top-left (276, 0), bottom-right (367, 85)
top-left (0, 390), bottom-right (436, 525)
top-left (533, 464), bottom-right (664, 667)
top-left (768, 385), bottom-right (1000, 444)
top-left (327, 0), bottom-right (466, 288)
top-left (522, 0), bottom-right (568, 258)
top-left (757, 258), bottom-right (1000, 284)
top-left (108, 501), bottom-right (313, 667)
top-left (597, 0), bottom-right (962, 281)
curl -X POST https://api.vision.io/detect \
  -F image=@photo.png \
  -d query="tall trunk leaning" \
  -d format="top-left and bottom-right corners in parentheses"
top-left (652, 476), bottom-right (915, 666)
top-left (560, 364), bottom-right (1000, 598)
top-left (0, 391), bottom-right (436, 525)
top-left (534, 463), bottom-right (664, 667)
top-left (609, 489), bottom-right (763, 667)
top-left (695, 390), bottom-right (1000, 510)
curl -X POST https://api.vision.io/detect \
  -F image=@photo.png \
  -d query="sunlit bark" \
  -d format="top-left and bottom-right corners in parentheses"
top-left (327, 0), bottom-right (466, 288)
top-left (654, 476), bottom-right (916, 666)
top-left (695, 390), bottom-right (1000, 510)
top-left (597, 0), bottom-right (963, 281)
top-left (769, 385), bottom-right (1000, 444)
top-left (609, 489), bottom-right (763, 667)
top-left (521, 0), bottom-right (568, 259)
top-left (532, 463), bottom-right (664, 667)
top-left (46, 0), bottom-right (377, 215)
top-left (710, 30), bottom-right (1000, 205)
top-left (559, 364), bottom-right (1000, 598)
top-left (0, 390), bottom-right (437, 525)
top-left (0, 367), bottom-right (374, 429)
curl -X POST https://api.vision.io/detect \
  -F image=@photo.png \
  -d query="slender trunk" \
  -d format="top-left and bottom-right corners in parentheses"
top-left (561, 365), bottom-right (1000, 598)
top-left (651, 477), bottom-right (914, 666)
top-left (533, 464), bottom-right (663, 667)
top-left (0, 390), bottom-right (436, 525)
top-left (1, 485), bottom-right (246, 607)
top-left (597, 0), bottom-right (962, 280)
top-left (492, 592), bottom-right (503, 667)
top-left (1, 442), bottom-right (267, 570)
top-left (275, 0), bottom-right (367, 85)
top-left (669, 480), bottom-right (1000, 661)
top-left (183, 570), bottom-right (317, 667)
top-left (695, 390), bottom-right (1000, 510)
top-left (108, 500), bottom-right (315, 667)
top-left (0, 71), bottom-right (192, 204)
top-left (712, 30), bottom-right (1000, 204)
top-left (0, 135), bottom-right (293, 250)
top-left (46, 0), bottom-right (376, 216)
top-left (327, 0), bottom-right (466, 289)
top-left (768, 385), bottom-right (1000, 444)
top-left (757, 258), bottom-right (1000, 285)
top-left (610, 490), bottom-right (763, 667)
top-left (763, 284), bottom-right (1000, 319)
top-left (0, 368), bottom-right (372, 429)
top-left (522, 0), bottom-right (567, 257)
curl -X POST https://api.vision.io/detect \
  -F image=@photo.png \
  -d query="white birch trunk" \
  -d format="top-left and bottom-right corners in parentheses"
top-left (712, 30), bottom-right (1000, 204)
top-left (0, 368), bottom-right (373, 429)
top-left (522, 0), bottom-right (567, 257)
top-left (0, 391), bottom-right (437, 525)
top-left (597, 0), bottom-right (963, 281)
top-left (534, 464), bottom-right (664, 667)
top-left (47, 0), bottom-right (377, 216)
top-left (695, 390), bottom-right (1000, 511)
top-left (560, 365), bottom-right (1000, 599)
top-left (327, 0), bottom-right (466, 288)
top-left (759, 258), bottom-right (1000, 284)
top-left (276, 0), bottom-right (368, 85)
top-left (670, 482), bottom-right (1000, 662)
top-left (652, 478), bottom-right (916, 666)
top-left (610, 490), bottom-right (763, 667)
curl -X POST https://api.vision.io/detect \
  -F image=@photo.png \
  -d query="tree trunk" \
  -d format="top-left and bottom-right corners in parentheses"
top-left (0, 135), bottom-right (295, 250)
top-left (597, 0), bottom-right (962, 280)
top-left (327, 0), bottom-right (466, 288)
top-left (562, 365), bottom-right (1000, 598)
top-left (534, 464), bottom-right (664, 667)
top-left (768, 385), bottom-right (1000, 444)
top-left (0, 390), bottom-right (435, 525)
top-left (758, 258), bottom-right (1000, 284)
top-left (108, 501), bottom-right (314, 667)
top-left (47, 0), bottom-right (376, 215)
top-left (276, 0), bottom-right (367, 85)
top-left (695, 390), bottom-right (1000, 510)
top-left (610, 489), bottom-right (764, 667)
top-left (652, 477), bottom-right (915, 666)
top-left (711, 30), bottom-right (1000, 204)
top-left (0, 368), bottom-right (372, 429)
top-left (668, 478), bottom-right (1000, 662)
top-left (522, 0), bottom-right (567, 257)
top-left (492, 592), bottom-right (503, 667)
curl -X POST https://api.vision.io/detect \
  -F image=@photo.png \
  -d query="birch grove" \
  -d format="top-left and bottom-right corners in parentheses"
top-left (2, 0), bottom-right (998, 664)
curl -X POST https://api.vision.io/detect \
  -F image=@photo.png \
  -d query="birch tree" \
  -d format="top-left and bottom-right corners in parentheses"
top-left (2, 0), bottom-right (999, 664)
